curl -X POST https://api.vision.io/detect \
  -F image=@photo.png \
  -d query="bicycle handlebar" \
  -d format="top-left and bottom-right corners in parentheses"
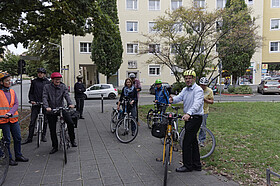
top-left (51, 107), bottom-right (72, 113)
top-left (30, 102), bottom-right (44, 106)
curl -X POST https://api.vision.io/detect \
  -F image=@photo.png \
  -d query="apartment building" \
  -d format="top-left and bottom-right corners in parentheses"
top-left (62, 0), bottom-right (266, 91)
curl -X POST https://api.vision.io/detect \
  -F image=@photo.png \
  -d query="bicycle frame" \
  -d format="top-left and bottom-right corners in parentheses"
top-left (162, 113), bottom-right (175, 164)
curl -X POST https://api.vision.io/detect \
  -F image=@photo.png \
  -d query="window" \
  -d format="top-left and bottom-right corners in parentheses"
top-left (80, 42), bottom-right (91, 53)
top-left (101, 85), bottom-right (110, 89)
top-left (127, 0), bottom-right (138, 10)
top-left (127, 43), bottom-right (138, 54)
top-left (127, 21), bottom-right (138, 32)
top-left (149, 22), bottom-right (158, 33)
top-left (247, 0), bottom-right (253, 5)
top-left (149, 0), bottom-right (160, 10)
top-left (271, 19), bottom-right (280, 30)
top-left (216, 21), bottom-right (223, 31)
top-left (149, 44), bottom-right (160, 53)
top-left (149, 65), bottom-right (160, 76)
top-left (172, 23), bottom-right (183, 32)
top-left (128, 61), bottom-right (137, 69)
top-left (171, 0), bottom-right (182, 10)
top-left (270, 41), bottom-right (279, 52)
top-left (272, 0), bottom-right (280, 8)
top-left (217, 0), bottom-right (227, 9)
top-left (90, 85), bottom-right (100, 90)
top-left (194, 0), bottom-right (205, 8)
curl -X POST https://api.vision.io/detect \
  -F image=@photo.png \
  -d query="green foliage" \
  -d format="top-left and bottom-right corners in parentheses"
top-left (0, 52), bottom-right (20, 76)
top-left (171, 81), bottom-right (185, 94)
top-left (234, 85), bottom-right (252, 94)
top-left (227, 85), bottom-right (235, 93)
top-left (0, 0), bottom-right (95, 57)
top-left (91, 1), bottom-right (123, 78)
top-left (218, 0), bottom-right (259, 85)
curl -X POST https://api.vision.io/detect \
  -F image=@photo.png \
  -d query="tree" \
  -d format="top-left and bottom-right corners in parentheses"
top-left (0, 0), bottom-right (95, 57)
top-left (0, 52), bottom-right (20, 76)
top-left (218, 0), bottom-right (260, 85)
top-left (91, 0), bottom-right (123, 78)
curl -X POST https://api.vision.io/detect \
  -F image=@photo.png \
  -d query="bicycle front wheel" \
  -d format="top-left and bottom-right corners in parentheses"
top-left (115, 117), bottom-right (138, 143)
top-left (179, 127), bottom-right (216, 159)
top-left (60, 125), bottom-right (67, 164)
top-left (110, 110), bottom-right (118, 133)
top-left (0, 142), bottom-right (9, 186)
top-left (37, 118), bottom-right (43, 148)
top-left (163, 142), bottom-right (170, 186)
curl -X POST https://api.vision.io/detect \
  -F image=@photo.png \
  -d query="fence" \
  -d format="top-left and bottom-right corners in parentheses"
top-left (267, 168), bottom-right (280, 186)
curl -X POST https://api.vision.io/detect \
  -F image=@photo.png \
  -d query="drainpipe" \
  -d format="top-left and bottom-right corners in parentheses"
top-left (73, 35), bottom-right (76, 91)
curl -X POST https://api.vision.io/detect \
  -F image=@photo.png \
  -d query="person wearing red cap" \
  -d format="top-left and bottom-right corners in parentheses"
top-left (43, 72), bottom-right (77, 154)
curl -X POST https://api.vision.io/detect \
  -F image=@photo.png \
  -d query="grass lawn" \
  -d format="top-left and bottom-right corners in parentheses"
top-left (138, 102), bottom-right (280, 185)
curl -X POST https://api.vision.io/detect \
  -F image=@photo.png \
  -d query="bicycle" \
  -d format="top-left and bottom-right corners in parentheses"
top-left (0, 116), bottom-right (10, 186)
top-left (178, 122), bottom-right (216, 159)
top-left (160, 112), bottom-right (182, 186)
top-left (146, 101), bottom-right (166, 129)
top-left (110, 102), bottom-right (120, 133)
top-left (32, 102), bottom-right (44, 148)
top-left (52, 107), bottom-right (71, 164)
top-left (115, 96), bottom-right (138, 143)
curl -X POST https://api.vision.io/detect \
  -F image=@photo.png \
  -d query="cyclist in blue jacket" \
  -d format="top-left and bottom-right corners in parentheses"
top-left (154, 79), bottom-right (170, 114)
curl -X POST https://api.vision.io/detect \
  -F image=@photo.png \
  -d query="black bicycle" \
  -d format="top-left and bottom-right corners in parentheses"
top-left (52, 107), bottom-right (71, 164)
top-left (0, 116), bottom-right (10, 186)
top-left (146, 101), bottom-right (166, 129)
top-left (115, 97), bottom-right (138, 143)
top-left (33, 102), bottom-right (44, 148)
top-left (110, 103), bottom-right (120, 133)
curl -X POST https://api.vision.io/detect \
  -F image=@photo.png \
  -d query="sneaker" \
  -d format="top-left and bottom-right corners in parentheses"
top-left (21, 139), bottom-right (32, 145)
top-left (49, 148), bottom-right (58, 154)
top-left (9, 159), bottom-right (18, 166)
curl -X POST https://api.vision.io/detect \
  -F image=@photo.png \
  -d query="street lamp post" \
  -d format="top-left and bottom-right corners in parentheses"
top-left (49, 42), bottom-right (62, 74)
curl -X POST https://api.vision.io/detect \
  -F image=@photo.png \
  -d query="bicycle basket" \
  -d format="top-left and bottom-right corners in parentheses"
top-left (151, 121), bottom-right (167, 138)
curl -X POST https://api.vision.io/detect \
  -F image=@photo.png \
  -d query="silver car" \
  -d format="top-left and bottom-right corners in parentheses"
top-left (257, 80), bottom-right (280, 95)
top-left (84, 84), bottom-right (118, 99)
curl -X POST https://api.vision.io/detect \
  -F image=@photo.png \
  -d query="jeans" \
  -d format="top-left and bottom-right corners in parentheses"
top-left (198, 114), bottom-right (208, 143)
top-left (46, 111), bottom-right (75, 149)
top-left (0, 122), bottom-right (22, 159)
top-left (27, 105), bottom-right (48, 140)
top-left (182, 116), bottom-right (202, 170)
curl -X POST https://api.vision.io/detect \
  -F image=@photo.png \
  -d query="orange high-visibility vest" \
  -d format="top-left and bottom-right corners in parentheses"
top-left (0, 89), bottom-right (19, 124)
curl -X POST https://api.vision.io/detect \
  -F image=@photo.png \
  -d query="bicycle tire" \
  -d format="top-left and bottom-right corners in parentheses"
top-left (163, 142), bottom-right (170, 186)
top-left (179, 127), bottom-right (216, 159)
top-left (37, 118), bottom-right (43, 148)
top-left (0, 142), bottom-right (9, 186)
top-left (146, 109), bottom-right (153, 129)
top-left (61, 125), bottom-right (67, 164)
top-left (110, 110), bottom-right (118, 133)
top-left (115, 117), bottom-right (138, 143)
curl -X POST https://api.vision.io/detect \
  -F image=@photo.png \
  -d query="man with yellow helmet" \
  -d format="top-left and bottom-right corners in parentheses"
top-left (169, 70), bottom-right (204, 172)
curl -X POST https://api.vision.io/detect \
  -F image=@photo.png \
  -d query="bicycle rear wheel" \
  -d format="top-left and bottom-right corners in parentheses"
top-left (0, 142), bottom-right (9, 186)
top-left (60, 125), bottom-right (67, 164)
top-left (110, 110), bottom-right (118, 133)
top-left (163, 142), bottom-right (170, 186)
top-left (146, 109), bottom-right (153, 129)
top-left (179, 127), bottom-right (216, 159)
top-left (115, 117), bottom-right (138, 143)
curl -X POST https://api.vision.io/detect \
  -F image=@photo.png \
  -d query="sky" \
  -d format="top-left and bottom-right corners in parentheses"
top-left (0, 30), bottom-right (28, 55)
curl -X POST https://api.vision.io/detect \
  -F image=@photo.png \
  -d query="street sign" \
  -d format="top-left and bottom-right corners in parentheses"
top-left (61, 68), bottom-right (69, 70)
top-left (20, 55), bottom-right (40, 61)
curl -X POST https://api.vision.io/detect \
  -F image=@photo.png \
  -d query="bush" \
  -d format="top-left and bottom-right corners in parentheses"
top-left (171, 82), bottom-right (185, 94)
top-left (227, 85), bottom-right (235, 93)
top-left (234, 85), bottom-right (252, 94)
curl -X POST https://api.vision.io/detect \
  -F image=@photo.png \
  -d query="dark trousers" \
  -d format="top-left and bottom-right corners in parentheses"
top-left (135, 100), bottom-right (139, 122)
top-left (0, 122), bottom-right (22, 159)
top-left (27, 105), bottom-right (47, 140)
top-left (46, 111), bottom-right (75, 149)
top-left (75, 97), bottom-right (85, 117)
top-left (182, 116), bottom-right (202, 170)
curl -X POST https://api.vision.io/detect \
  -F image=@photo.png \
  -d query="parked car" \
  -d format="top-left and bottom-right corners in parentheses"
top-left (16, 78), bottom-right (22, 84)
top-left (84, 84), bottom-right (118, 99)
top-left (11, 78), bottom-right (17, 86)
top-left (149, 82), bottom-right (172, 95)
top-left (257, 80), bottom-right (280, 95)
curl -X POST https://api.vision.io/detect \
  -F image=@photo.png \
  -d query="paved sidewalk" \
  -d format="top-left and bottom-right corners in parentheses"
top-left (4, 105), bottom-right (239, 186)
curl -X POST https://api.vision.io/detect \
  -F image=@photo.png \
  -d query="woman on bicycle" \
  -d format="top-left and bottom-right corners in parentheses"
top-left (0, 72), bottom-right (29, 166)
top-left (117, 78), bottom-right (138, 134)
top-left (154, 79), bottom-right (170, 114)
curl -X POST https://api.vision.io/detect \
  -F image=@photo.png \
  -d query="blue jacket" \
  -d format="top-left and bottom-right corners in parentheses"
top-left (155, 86), bottom-right (170, 104)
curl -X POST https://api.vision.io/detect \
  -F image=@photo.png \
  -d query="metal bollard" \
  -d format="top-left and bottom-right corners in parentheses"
top-left (101, 94), bottom-right (104, 113)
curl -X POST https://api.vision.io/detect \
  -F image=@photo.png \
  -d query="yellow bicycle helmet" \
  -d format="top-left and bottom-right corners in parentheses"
top-left (183, 70), bottom-right (196, 77)
top-left (0, 72), bottom-right (10, 81)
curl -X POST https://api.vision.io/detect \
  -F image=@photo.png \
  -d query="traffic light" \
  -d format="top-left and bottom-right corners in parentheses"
top-left (17, 60), bottom-right (26, 75)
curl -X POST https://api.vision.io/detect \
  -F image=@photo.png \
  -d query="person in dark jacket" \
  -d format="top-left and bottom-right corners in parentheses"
top-left (74, 75), bottom-right (86, 119)
top-left (154, 79), bottom-right (170, 114)
top-left (43, 72), bottom-right (77, 154)
top-left (22, 68), bottom-right (50, 144)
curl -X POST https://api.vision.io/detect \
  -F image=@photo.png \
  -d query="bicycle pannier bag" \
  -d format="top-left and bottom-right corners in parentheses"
top-left (151, 122), bottom-right (167, 138)
top-left (70, 110), bottom-right (80, 128)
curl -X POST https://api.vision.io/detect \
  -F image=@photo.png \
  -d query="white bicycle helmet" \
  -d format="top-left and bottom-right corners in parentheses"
top-left (199, 77), bottom-right (209, 85)
top-left (129, 73), bottom-right (136, 78)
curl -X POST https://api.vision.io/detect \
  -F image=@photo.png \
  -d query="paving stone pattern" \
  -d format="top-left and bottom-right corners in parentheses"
top-left (4, 105), bottom-right (239, 186)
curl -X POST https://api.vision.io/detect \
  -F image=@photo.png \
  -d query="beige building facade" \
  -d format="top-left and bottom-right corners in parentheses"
top-left (62, 0), bottom-right (268, 91)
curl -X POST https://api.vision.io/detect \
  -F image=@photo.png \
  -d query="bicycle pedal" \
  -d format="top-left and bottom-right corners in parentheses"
top-left (156, 157), bottom-right (162, 162)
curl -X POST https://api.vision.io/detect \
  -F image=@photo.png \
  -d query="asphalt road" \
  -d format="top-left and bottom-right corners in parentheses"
top-left (12, 80), bottom-right (280, 109)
